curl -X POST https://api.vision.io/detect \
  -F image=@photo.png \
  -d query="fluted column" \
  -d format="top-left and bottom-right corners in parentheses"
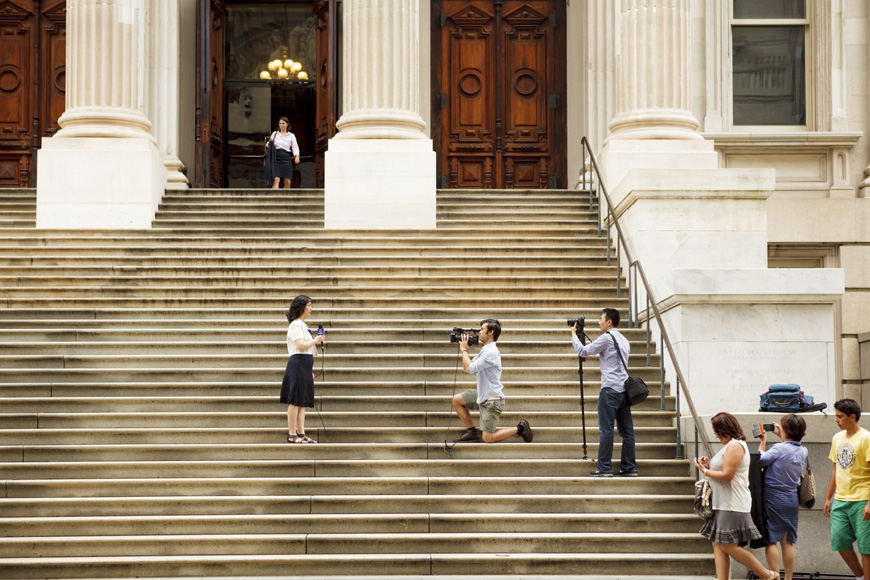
top-left (55, 0), bottom-right (154, 140)
top-left (146, 0), bottom-right (188, 189)
top-left (334, 0), bottom-right (427, 140)
top-left (323, 0), bottom-right (435, 229)
top-left (36, 0), bottom-right (166, 229)
top-left (608, 0), bottom-right (702, 140)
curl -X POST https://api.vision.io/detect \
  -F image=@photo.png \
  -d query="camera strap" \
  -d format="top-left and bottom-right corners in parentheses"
top-left (608, 332), bottom-right (630, 372)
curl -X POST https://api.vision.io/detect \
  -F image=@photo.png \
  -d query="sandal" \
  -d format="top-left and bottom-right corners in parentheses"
top-left (287, 434), bottom-right (309, 444)
top-left (297, 432), bottom-right (317, 444)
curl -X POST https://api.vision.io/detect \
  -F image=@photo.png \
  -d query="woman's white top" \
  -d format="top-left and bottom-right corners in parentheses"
top-left (271, 131), bottom-right (300, 156)
top-left (287, 319), bottom-right (315, 356)
top-left (708, 439), bottom-right (752, 512)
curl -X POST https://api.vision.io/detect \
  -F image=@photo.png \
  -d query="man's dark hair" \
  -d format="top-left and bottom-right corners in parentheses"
top-left (780, 413), bottom-right (807, 442)
top-left (835, 398), bottom-right (862, 421)
top-left (286, 295), bottom-right (311, 323)
top-left (602, 308), bottom-right (621, 327)
top-left (481, 319), bottom-right (501, 341)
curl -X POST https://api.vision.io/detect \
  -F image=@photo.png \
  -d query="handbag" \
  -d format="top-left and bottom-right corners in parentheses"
top-left (608, 333), bottom-right (650, 406)
top-left (798, 457), bottom-right (815, 509)
top-left (694, 477), bottom-right (714, 519)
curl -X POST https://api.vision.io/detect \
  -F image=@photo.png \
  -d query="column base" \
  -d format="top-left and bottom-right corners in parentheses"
top-left (165, 155), bottom-right (189, 191)
top-left (36, 137), bottom-right (167, 229)
top-left (324, 138), bottom-right (436, 229)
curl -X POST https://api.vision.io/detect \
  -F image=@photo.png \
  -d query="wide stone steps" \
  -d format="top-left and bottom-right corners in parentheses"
top-left (0, 188), bottom-right (714, 577)
top-left (0, 552), bottom-right (713, 578)
top-left (0, 189), bottom-right (36, 228)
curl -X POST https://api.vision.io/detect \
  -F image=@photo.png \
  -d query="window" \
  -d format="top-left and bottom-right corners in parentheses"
top-left (731, 0), bottom-right (808, 127)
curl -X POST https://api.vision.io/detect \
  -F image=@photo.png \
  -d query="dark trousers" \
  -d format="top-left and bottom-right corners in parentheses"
top-left (596, 387), bottom-right (637, 472)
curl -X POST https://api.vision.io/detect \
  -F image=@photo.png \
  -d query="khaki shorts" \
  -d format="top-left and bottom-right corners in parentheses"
top-left (461, 389), bottom-right (505, 433)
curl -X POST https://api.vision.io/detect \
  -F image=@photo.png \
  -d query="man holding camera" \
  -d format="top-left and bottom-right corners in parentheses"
top-left (452, 319), bottom-right (533, 444)
top-left (570, 308), bottom-right (637, 477)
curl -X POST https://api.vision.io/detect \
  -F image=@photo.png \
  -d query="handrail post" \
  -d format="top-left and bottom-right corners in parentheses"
top-left (646, 293), bottom-right (651, 366)
top-left (675, 376), bottom-right (683, 459)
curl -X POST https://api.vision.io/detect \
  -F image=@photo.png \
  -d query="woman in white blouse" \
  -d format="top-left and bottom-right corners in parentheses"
top-left (695, 412), bottom-right (777, 580)
top-left (268, 117), bottom-right (300, 189)
top-left (279, 295), bottom-right (324, 443)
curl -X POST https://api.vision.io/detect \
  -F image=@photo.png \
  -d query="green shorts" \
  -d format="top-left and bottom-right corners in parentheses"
top-left (831, 499), bottom-right (870, 554)
top-left (461, 389), bottom-right (505, 434)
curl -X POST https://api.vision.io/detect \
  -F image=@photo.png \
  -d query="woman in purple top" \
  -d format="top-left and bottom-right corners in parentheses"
top-left (758, 414), bottom-right (809, 580)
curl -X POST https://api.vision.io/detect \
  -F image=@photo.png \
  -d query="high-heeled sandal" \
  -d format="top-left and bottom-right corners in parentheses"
top-left (287, 434), bottom-right (308, 444)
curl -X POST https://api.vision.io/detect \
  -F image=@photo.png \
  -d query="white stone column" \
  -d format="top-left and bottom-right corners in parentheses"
top-left (147, 0), bottom-right (188, 190)
top-left (324, 0), bottom-right (436, 229)
top-left (36, 0), bottom-right (166, 229)
top-left (609, 0), bottom-right (701, 141)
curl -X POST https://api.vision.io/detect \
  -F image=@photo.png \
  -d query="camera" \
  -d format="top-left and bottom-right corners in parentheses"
top-left (567, 315), bottom-right (585, 336)
top-left (450, 327), bottom-right (479, 346)
top-left (751, 423), bottom-right (777, 438)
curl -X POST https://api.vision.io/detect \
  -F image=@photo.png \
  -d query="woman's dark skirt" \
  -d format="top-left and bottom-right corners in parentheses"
top-left (700, 509), bottom-right (762, 545)
top-left (274, 149), bottom-right (295, 179)
top-left (765, 486), bottom-right (800, 544)
top-left (279, 354), bottom-right (314, 407)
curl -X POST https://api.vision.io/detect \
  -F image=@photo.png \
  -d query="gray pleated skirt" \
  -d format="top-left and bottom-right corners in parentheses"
top-left (700, 509), bottom-right (762, 545)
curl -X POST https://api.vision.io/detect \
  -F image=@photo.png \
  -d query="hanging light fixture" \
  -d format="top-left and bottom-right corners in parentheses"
top-left (258, 48), bottom-right (309, 82)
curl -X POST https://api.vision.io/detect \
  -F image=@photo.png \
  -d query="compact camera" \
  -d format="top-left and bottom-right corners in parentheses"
top-left (450, 327), bottom-right (479, 346)
top-left (751, 423), bottom-right (776, 438)
top-left (567, 315), bottom-right (585, 336)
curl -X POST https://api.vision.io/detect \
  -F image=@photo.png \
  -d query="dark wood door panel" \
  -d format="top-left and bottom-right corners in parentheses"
top-left (436, 0), bottom-right (564, 189)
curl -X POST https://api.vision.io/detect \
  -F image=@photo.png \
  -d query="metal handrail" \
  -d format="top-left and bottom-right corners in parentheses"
top-left (580, 136), bottom-right (713, 459)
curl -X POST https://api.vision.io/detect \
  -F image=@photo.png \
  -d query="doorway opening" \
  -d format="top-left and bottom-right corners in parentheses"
top-left (224, 2), bottom-right (317, 188)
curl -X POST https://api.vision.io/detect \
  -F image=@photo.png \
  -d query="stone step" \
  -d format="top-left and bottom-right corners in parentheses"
top-left (0, 395), bottom-right (673, 412)
top-left (1, 409), bottom-right (673, 428)
top-left (0, 494), bottom-right (688, 517)
top-left (0, 531), bottom-right (709, 558)
top-left (0, 552), bottom-right (715, 578)
top-left (0, 307), bottom-right (630, 321)
top-left (1, 475), bottom-right (691, 498)
top-left (0, 457), bottom-right (685, 478)
top-left (0, 511), bottom-right (700, 533)
top-left (0, 351), bottom-right (659, 369)
top-left (0, 381), bottom-right (671, 400)
top-left (2, 299), bottom-right (630, 311)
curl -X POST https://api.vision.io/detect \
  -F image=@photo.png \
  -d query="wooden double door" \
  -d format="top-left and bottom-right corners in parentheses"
top-left (434, 0), bottom-right (566, 189)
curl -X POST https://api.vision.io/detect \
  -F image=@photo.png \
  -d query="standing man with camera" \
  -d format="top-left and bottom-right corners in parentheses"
top-left (569, 308), bottom-right (637, 477)
top-left (451, 319), bottom-right (533, 444)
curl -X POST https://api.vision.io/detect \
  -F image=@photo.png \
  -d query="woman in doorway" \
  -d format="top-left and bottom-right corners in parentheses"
top-left (280, 295), bottom-right (324, 443)
top-left (695, 412), bottom-right (777, 580)
top-left (269, 117), bottom-right (300, 189)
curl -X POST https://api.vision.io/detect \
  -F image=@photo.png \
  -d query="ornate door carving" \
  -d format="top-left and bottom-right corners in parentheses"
top-left (195, 0), bottom-right (226, 187)
top-left (0, 0), bottom-right (65, 188)
top-left (435, 0), bottom-right (565, 189)
top-left (313, 0), bottom-right (338, 188)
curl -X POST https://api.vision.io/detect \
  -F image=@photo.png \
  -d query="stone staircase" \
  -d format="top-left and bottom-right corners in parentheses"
top-left (0, 188), bottom-right (714, 578)
top-left (0, 189), bottom-right (36, 228)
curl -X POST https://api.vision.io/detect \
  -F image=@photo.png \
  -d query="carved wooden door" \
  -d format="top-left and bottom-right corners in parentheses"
top-left (436, 0), bottom-right (565, 189)
top-left (195, 0), bottom-right (226, 187)
top-left (313, 0), bottom-right (339, 188)
top-left (0, 0), bottom-right (65, 188)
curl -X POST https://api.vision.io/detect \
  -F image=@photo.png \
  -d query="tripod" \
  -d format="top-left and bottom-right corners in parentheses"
top-left (575, 327), bottom-right (591, 461)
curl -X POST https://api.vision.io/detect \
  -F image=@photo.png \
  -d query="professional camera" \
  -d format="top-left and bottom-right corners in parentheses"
top-left (567, 315), bottom-right (585, 336)
top-left (450, 327), bottom-right (479, 346)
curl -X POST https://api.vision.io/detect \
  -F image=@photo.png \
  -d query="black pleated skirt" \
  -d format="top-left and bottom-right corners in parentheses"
top-left (279, 354), bottom-right (314, 407)
top-left (274, 149), bottom-right (295, 179)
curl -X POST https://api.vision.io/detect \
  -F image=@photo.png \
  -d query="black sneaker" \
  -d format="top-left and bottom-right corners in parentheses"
top-left (517, 419), bottom-right (533, 442)
top-left (590, 469), bottom-right (613, 477)
top-left (617, 468), bottom-right (638, 477)
top-left (453, 428), bottom-right (482, 443)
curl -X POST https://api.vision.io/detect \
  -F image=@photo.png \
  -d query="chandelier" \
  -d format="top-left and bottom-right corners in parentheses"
top-left (259, 48), bottom-right (309, 82)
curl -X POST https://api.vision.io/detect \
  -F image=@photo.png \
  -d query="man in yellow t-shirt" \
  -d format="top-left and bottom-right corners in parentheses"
top-left (825, 399), bottom-right (870, 580)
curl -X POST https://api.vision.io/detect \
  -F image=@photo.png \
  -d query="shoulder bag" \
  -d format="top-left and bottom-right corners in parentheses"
top-left (798, 456), bottom-right (815, 509)
top-left (694, 476), bottom-right (714, 519)
top-left (608, 332), bottom-right (650, 406)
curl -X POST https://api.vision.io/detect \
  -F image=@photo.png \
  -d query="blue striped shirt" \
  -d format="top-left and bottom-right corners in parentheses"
top-left (467, 342), bottom-right (505, 403)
